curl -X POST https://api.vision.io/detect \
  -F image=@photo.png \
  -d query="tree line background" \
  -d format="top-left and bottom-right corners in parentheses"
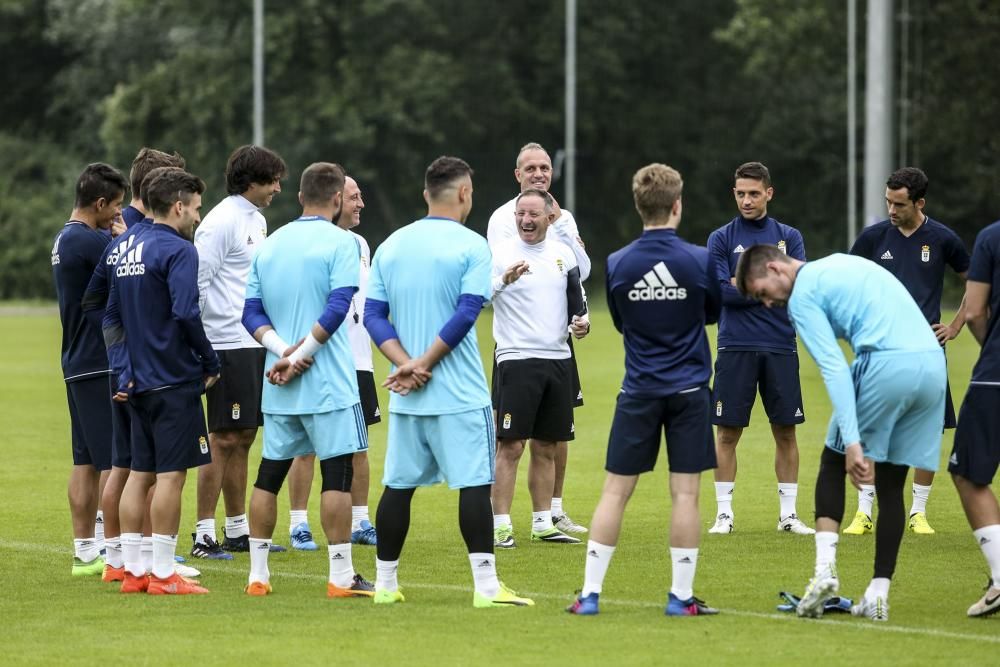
top-left (1, 0), bottom-right (997, 299)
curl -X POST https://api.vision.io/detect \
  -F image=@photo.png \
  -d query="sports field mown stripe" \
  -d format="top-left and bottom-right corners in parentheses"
top-left (6, 538), bottom-right (997, 645)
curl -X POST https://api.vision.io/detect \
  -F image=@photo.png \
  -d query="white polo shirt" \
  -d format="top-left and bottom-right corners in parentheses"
top-left (486, 196), bottom-right (591, 281)
top-left (346, 230), bottom-right (374, 372)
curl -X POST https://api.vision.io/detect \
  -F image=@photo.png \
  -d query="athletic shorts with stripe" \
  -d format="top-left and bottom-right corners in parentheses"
top-left (263, 402), bottom-right (369, 461)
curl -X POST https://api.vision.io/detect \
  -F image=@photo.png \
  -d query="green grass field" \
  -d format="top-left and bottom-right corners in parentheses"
top-left (0, 305), bottom-right (996, 665)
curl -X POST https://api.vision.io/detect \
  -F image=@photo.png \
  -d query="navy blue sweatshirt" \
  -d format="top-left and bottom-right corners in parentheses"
top-left (82, 218), bottom-right (152, 332)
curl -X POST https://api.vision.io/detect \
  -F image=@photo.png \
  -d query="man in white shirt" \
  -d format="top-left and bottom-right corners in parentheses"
top-left (491, 189), bottom-right (590, 548)
top-left (487, 142), bottom-right (591, 535)
top-left (284, 175), bottom-right (381, 549)
top-left (191, 145), bottom-right (288, 558)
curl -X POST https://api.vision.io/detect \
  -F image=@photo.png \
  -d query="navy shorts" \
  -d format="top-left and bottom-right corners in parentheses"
top-left (949, 385), bottom-right (1000, 486)
top-left (711, 350), bottom-right (804, 427)
top-left (606, 387), bottom-right (717, 475)
top-left (357, 371), bottom-right (382, 426)
top-left (494, 358), bottom-right (575, 442)
top-left (206, 348), bottom-right (265, 432)
top-left (492, 342), bottom-right (583, 411)
top-left (109, 375), bottom-right (133, 469)
top-left (943, 378), bottom-right (956, 430)
top-left (65, 376), bottom-right (113, 470)
top-left (130, 381), bottom-right (212, 473)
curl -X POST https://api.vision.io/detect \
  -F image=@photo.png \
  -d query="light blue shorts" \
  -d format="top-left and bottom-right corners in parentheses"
top-left (825, 349), bottom-right (946, 471)
top-left (383, 406), bottom-right (495, 489)
top-left (263, 403), bottom-right (368, 461)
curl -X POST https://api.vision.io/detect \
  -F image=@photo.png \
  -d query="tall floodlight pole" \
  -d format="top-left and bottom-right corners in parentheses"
top-left (847, 0), bottom-right (858, 247)
top-left (253, 0), bottom-right (264, 146)
top-left (863, 0), bottom-right (894, 228)
top-left (565, 0), bottom-right (577, 212)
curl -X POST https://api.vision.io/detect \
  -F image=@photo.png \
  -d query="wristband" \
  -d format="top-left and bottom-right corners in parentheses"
top-left (261, 329), bottom-right (290, 357)
top-left (288, 332), bottom-right (323, 364)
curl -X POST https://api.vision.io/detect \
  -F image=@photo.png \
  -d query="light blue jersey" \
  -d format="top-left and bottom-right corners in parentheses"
top-left (368, 216), bottom-right (492, 415)
top-left (246, 216), bottom-right (360, 415)
top-left (789, 254), bottom-right (943, 446)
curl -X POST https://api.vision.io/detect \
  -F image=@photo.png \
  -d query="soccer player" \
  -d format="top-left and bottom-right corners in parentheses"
top-left (192, 145), bottom-right (287, 558)
top-left (706, 162), bottom-right (812, 535)
top-left (844, 167), bottom-right (969, 536)
top-left (736, 245), bottom-right (947, 622)
top-left (949, 219), bottom-right (1000, 618)
top-left (103, 168), bottom-right (218, 595)
top-left (491, 188), bottom-right (589, 548)
top-left (568, 163), bottom-right (720, 616)
top-left (486, 142), bottom-right (590, 535)
top-left (282, 175), bottom-right (381, 550)
top-left (52, 162), bottom-right (126, 576)
top-left (364, 156), bottom-right (533, 608)
top-left (241, 162), bottom-right (374, 597)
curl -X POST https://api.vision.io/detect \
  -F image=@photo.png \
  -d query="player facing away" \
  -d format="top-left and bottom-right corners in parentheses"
top-left (736, 246), bottom-right (947, 622)
top-left (240, 162), bottom-right (374, 598)
top-left (491, 188), bottom-right (590, 548)
top-left (950, 219), bottom-right (1000, 618)
top-left (281, 175), bottom-right (381, 551)
top-left (568, 164), bottom-right (721, 617)
top-left (845, 167), bottom-right (969, 536)
top-left (706, 162), bottom-right (812, 535)
top-left (193, 145), bottom-right (287, 559)
top-left (364, 156), bottom-right (533, 608)
top-left (52, 163), bottom-right (126, 576)
top-left (103, 168), bottom-right (218, 595)
top-left (487, 142), bottom-right (591, 535)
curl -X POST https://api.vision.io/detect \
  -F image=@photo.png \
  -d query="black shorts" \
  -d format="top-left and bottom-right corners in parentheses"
top-left (357, 370), bottom-right (381, 426)
top-left (65, 376), bottom-right (113, 470)
top-left (494, 358), bottom-right (575, 442)
top-left (943, 378), bottom-right (956, 430)
top-left (711, 350), bottom-right (804, 427)
top-left (109, 375), bottom-right (133, 469)
top-left (949, 385), bottom-right (1000, 486)
top-left (206, 348), bottom-right (265, 432)
top-left (492, 342), bottom-right (584, 410)
top-left (130, 381), bottom-right (212, 473)
top-left (606, 387), bottom-right (716, 475)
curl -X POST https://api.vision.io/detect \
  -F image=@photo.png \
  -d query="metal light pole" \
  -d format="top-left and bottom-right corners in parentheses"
top-left (564, 0), bottom-right (577, 212)
top-left (253, 0), bottom-right (264, 146)
top-left (847, 0), bottom-right (858, 247)
top-left (863, 0), bottom-right (894, 228)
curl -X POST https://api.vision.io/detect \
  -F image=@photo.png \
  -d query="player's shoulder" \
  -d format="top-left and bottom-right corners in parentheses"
top-left (974, 220), bottom-right (1000, 246)
top-left (922, 216), bottom-right (961, 240)
top-left (858, 219), bottom-right (892, 238)
top-left (769, 216), bottom-right (803, 237)
top-left (488, 197), bottom-right (517, 220)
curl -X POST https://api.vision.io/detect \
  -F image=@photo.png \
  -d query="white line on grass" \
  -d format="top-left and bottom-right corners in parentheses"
top-left (7, 538), bottom-right (998, 645)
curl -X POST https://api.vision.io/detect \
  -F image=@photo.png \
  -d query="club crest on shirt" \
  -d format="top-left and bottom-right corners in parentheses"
top-left (199, 436), bottom-right (209, 454)
top-left (716, 401), bottom-right (723, 417)
top-left (232, 403), bottom-right (241, 420)
top-left (777, 240), bottom-right (787, 254)
top-left (556, 258), bottom-right (565, 274)
top-left (921, 245), bottom-right (930, 263)
top-left (502, 413), bottom-right (512, 430)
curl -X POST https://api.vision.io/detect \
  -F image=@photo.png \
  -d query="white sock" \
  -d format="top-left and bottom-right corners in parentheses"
top-left (105, 536), bottom-right (123, 569)
top-left (122, 532), bottom-right (144, 577)
top-left (225, 514), bottom-right (250, 539)
top-left (289, 510), bottom-right (309, 531)
top-left (814, 531), bottom-right (838, 577)
top-left (551, 497), bottom-right (564, 517)
top-left (195, 518), bottom-right (216, 544)
top-left (249, 538), bottom-right (272, 584)
top-left (328, 543), bottom-right (354, 588)
top-left (140, 536), bottom-right (153, 573)
top-left (376, 558), bottom-right (399, 592)
top-left (582, 540), bottom-right (616, 596)
top-left (973, 525), bottom-right (1000, 587)
top-left (865, 577), bottom-right (891, 600)
top-left (151, 533), bottom-right (177, 580)
top-left (94, 510), bottom-right (105, 550)
top-left (670, 547), bottom-right (699, 601)
top-left (493, 513), bottom-right (512, 530)
top-left (469, 552), bottom-right (500, 597)
top-left (858, 485), bottom-right (876, 517)
top-left (715, 482), bottom-right (734, 517)
top-left (73, 537), bottom-right (100, 563)
top-left (532, 510), bottom-right (553, 532)
top-left (351, 506), bottom-right (370, 532)
top-left (777, 483), bottom-right (798, 518)
top-left (910, 483), bottom-right (932, 515)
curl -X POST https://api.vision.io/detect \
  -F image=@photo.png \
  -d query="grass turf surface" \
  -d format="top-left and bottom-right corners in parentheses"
top-left (0, 306), bottom-right (996, 665)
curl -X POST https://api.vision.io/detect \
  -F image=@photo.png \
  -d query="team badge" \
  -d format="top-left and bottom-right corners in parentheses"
top-left (777, 240), bottom-right (787, 254)
top-left (556, 258), bottom-right (565, 273)
top-left (232, 403), bottom-right (241, 420)
top-left (921, 245), bottom-right (930, 263)
top-left (502, 413), bottom-right (512, 430)
top-left (199, 436), bottom-right (209, 454)
top-left (715, 401), bottom-right (723, 417)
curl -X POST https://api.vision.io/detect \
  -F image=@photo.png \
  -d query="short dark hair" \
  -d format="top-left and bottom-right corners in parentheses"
top-left (886, 167), bottom-right (928, 202)
top-left (225, 145), bottom-right (287, 195)
top-left (734, 244), bottom-right (791, 297)
top-left (129, 148), bottom-right (185, 200)
top-left (734, 161), bottom-right (771, 188)
top-left (139, 166), bottom-right (184, 212)
top-left (145, 168), bottom-right (206, 217)
top-left (299, 162), bottom-right (346, 206)
top-left (516, 188), bottom-right (554, 212)
top-left (75, 163), bottom-right (128, 208)
top-left (424, 156), bottom-right (473, 200)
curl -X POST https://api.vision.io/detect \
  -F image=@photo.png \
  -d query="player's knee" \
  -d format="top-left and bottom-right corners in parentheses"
top-left (320, 453), bottom-right (353, 493)
top-left (498, 439), bottom-right (525, 460)
top-left (254, 457), bottom-right (293, 494)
